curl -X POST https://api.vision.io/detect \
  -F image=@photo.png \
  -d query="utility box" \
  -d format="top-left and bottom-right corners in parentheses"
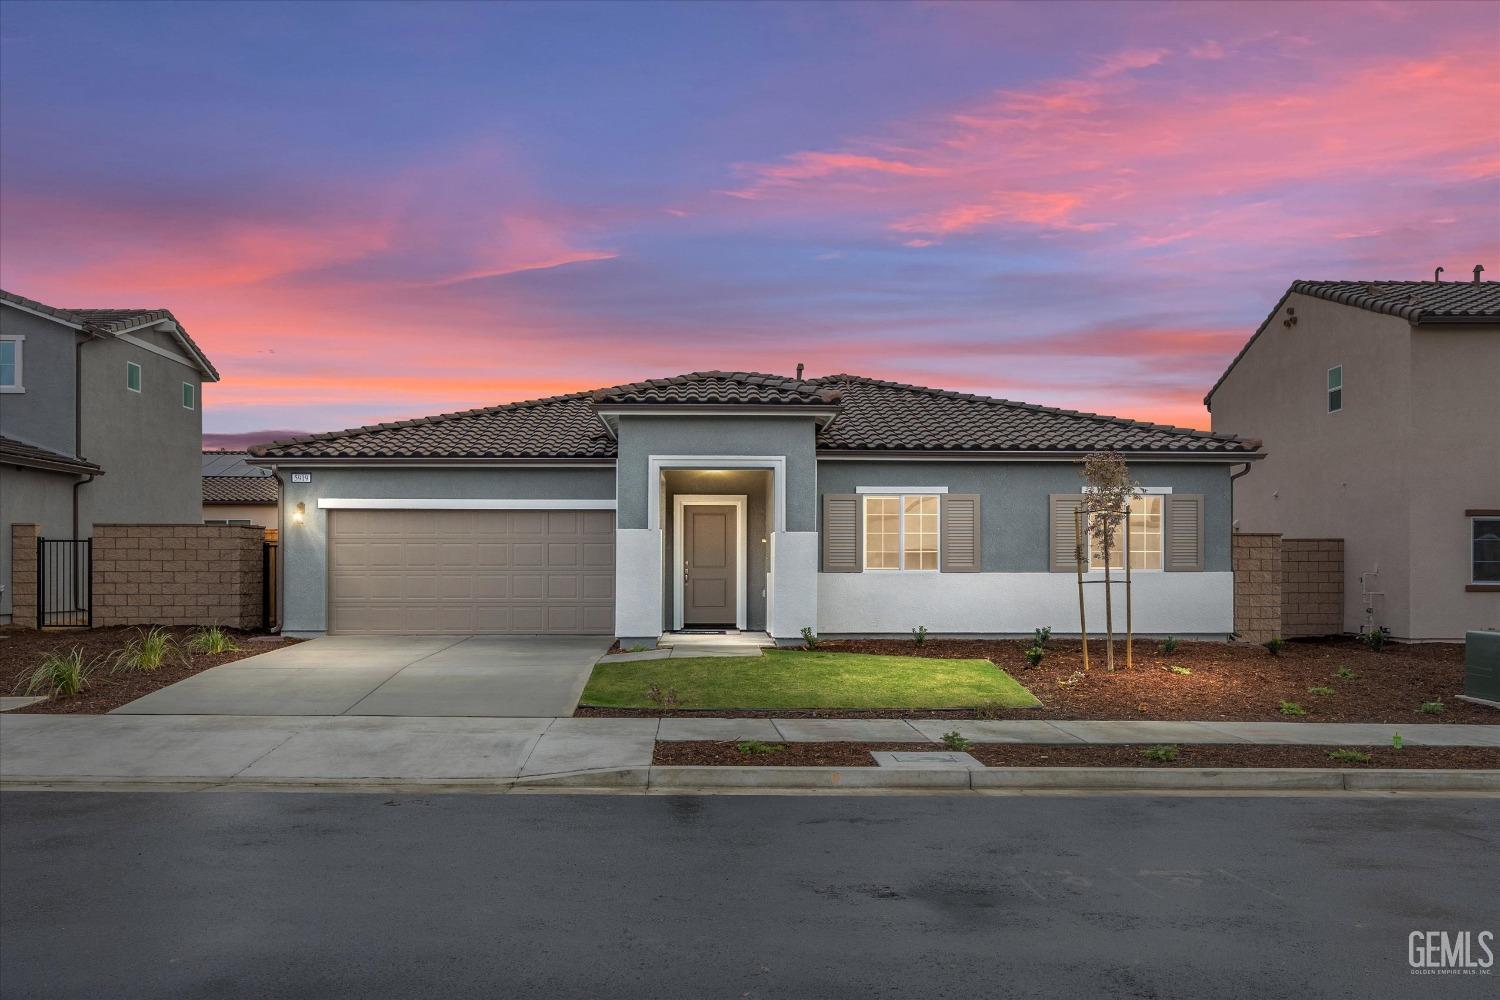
top-left (1463, 630), bottom-right (1500, 705)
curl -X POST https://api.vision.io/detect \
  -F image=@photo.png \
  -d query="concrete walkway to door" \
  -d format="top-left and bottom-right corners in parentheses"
top-left (112, 636), bottom-right (614, 718)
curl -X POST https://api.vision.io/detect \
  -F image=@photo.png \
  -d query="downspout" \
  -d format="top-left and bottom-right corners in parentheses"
top-left (71, 334), bottom-right (89, 538)
top-left (1228, 461), bottom-right (1253, 532)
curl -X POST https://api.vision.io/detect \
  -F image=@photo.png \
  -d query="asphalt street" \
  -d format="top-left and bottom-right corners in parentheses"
top-left (1, 791), bottom-right (1496, 999)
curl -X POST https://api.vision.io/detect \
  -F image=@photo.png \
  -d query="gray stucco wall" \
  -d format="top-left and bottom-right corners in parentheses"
top-left (0, 465), bottom-right (76, 621)
top-left (661, 469), bottom-right (771, 630)
top-left (276, 465), bottom-right (616, 633)
top-left (614, 415), bottom-right (819, 531)
top-left (816, 460), bottom-right (1234, 572)
top-left (77, 333), bottom-right (203, 530)
top-left (0, 307), bottom-right (78, 457)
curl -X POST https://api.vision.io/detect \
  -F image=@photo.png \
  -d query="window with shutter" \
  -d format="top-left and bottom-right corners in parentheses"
top-left (821, 494), bottom-right (861, 573)
top-left (1049, 494), bottom-right (1085, 573)
top-left (940, 494), bottom-right (981, 573)
top-left (1164, 494), bottom-right (1204, 572)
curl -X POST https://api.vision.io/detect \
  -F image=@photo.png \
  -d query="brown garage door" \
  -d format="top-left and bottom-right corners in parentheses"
top-left (328, 509), bottom-right (615, 635)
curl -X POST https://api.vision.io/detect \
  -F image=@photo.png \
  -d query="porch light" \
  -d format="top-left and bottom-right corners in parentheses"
top-left (292, 502), bottom-right (305, 525)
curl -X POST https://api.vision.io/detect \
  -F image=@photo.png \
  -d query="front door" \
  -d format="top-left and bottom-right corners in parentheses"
top-left (683, 505), bottom-right (737, 626)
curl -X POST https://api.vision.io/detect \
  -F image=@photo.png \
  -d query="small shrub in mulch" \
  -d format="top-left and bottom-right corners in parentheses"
top-left (1, 626), bottom-right (299, 714)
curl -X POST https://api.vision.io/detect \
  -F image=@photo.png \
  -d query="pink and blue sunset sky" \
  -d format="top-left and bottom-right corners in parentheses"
top-left (1, 0), bottom-right (1497, 442)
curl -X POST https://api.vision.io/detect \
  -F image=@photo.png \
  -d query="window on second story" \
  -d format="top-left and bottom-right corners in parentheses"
top-left (0, 336), bottom-right (21, 392)
top-left (126, 361), bottom-right (142, 393)
top-left (1327, 365), bottom-right (1342, 412)
top-left (182, 382), bottom-right (195, 410)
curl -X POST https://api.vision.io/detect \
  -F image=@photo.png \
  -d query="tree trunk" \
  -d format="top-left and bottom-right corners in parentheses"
top-left (1075, 508), bottom-right (1089, 671)
top-left (1103, 529), bottom-right (1115, 671)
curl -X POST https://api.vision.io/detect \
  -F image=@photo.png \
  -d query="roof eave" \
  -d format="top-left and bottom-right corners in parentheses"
top-left (815, 448), bottom-right (1264, 461)
top-left (243, 455), bottom-right (616, 467)
top-left (594, 403), bottom-right (842, 438)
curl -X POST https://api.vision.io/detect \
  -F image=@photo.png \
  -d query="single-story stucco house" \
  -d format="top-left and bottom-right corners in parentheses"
top-left (247, 371), bottom-right (1263, 644)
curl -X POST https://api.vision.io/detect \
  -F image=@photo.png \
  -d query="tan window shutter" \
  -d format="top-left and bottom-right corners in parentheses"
top-left (940, 494), bottom-right (981, 573)
top-left (1164, 494), bottom-right (1204, 572)
top-left (1049, 494), bottom-right (1085, 572)
top-left (821, 494), bottom-right (862, 572)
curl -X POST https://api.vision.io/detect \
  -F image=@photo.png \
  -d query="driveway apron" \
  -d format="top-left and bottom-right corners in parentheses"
top-left (110, 636), bottom-right (612, 718)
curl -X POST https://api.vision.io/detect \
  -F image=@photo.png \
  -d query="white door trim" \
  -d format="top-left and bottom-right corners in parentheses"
top-left (648, 455), bottom-right (785, 531)
top-left (673, 494), bottom-right (748, 631)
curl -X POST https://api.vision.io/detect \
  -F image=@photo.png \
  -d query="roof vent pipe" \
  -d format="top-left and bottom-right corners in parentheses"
top-left (1475, 264), bottom-right (1486, 284)
top-left (795, 362), bottom-right (805, 380)
top-left (1434, 266), bottom-right (1444, 281)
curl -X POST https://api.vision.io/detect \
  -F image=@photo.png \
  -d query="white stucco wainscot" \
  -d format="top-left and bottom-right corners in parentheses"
top-left (817, 572), bottom-right (1235, 638)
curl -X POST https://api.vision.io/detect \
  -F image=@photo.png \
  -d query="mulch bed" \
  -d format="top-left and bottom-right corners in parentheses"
top-left (0, 626), bottom-right (300, 715)
top-left (578, 636), bottom-right (1497, 724)
top-left (652, 741), bottom-right (1500, 769)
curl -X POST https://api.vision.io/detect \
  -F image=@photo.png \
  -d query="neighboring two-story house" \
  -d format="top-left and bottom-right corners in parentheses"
top-left (1206, 275), bottom-right (1500, 642)
top-left (0, 289), bottom-right (219, 624)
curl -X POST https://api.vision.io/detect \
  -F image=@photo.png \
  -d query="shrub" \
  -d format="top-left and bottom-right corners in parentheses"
top-left (1032, 626), bottom-right (1052, 647)
top-left (1334, 666), bottom-right (1358, 680)
top-left (645, 684), bottom-right (681, 709)
top-left (1159, 635), bottom-right (1179, 654)
top-left (1278, 700), bottom-right (1307, 717)
top-left (1307, 686), bottom-right (1335, 697)
top-left (185, 625), bottom-right (239, 656)
top-left (1391, 733), bottom-right (1404, 750)
top-left (800, 626), bottom-right (818, 650)
top-left (17, 648), bottom-right (96, 699)
top-left (736, 740), bottom-right (783, 755)
top-left (113, 626), bottom-right (178, 674)
top-left (1024, 646), bottom-right (1045, 667)
top-left (1361, 627), bottom-right (1389, 653)
top-left (1166, 665), bottom-right (1192, 676)
top-left (1140, 744), bottom-right (1179, 763)
top-left (911, 625), bottom-right (928, 647)
top-left (1262, 637), bottom-right (1285, 657)
top-left (1419, 700), bottom-right (1444, 715)
top-left (1327, 748), bottom-right (1373, 765)
top-left (940, 731), bottom-right (971, 750)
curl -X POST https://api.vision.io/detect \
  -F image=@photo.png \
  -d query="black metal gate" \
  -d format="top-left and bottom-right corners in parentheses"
top-left (37, 538), bottom-right (92, 628)
top-left (262, 539), bottom-right (279, 631)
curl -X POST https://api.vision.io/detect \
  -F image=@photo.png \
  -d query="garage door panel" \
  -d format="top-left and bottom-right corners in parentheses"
top-left (330, 508), bottom-right (615, 635)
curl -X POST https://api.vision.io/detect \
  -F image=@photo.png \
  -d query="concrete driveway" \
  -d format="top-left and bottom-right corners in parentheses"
top-left (112, 636), bottom-right (613, 718)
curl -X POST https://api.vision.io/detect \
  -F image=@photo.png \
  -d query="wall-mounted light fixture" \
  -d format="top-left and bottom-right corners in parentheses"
top-left (292, 502), bottom-right (306, 525)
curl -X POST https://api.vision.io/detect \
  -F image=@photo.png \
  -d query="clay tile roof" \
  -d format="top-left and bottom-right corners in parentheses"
top-left (0, 288), bottom-right (218, 380)
top-left (0, 435), bottom-right (103, 476)
top-left (250, 370), bottom-right (1255, 460)
top-left (1290, 280), bottom-right (1500, 321)
top-left (591, 370), bottom-right (840, 405)
top-left (250, 389), bottom-right (615, 460)
top-left (812, 375), bottom-right (1258, 454)
top-left (203, 476), bottom-right (280, 504)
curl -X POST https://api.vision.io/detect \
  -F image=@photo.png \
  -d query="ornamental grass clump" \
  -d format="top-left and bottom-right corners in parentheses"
top-left (113, 626), bottom-right (178, 674)
top-left (185, 625), bottom-right (239, 656)
top-left (17, 648), bottom-right (96, 699)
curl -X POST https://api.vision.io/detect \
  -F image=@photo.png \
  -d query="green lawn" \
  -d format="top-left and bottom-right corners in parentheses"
top-left (579, 650), bottom-right (1041, 710)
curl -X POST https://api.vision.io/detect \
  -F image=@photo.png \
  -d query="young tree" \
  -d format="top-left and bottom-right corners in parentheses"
top-left (1079, 451), bottom-right (1140, 670)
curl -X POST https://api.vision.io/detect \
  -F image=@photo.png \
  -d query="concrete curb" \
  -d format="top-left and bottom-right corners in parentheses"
top-left (4, 767), bottom-right (1496, 794)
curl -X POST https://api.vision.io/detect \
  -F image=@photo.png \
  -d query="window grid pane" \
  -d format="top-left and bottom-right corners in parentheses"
top-left (1090, 496), bottom-right (1162, 570)
top-left (0, 341), bottom-right (14, 386)
top-left (864, 497), bottom-right (900, 570)
top-left (903, 495), bottom-right (939, 570)
top-left (126, 362), bottom-right (141, 392)
top-left (1476, 518), bottom-right (1500, 583)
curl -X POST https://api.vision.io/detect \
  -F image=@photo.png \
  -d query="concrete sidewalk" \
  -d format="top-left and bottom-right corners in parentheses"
top-left (2, 714), bottom-right (1495, 789)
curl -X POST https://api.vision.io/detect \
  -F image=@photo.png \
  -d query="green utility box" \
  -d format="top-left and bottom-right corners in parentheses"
top-left (1464, 630), bottom-right (1500, 704)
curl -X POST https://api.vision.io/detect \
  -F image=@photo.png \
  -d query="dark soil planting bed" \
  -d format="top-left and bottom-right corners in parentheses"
top-left (584, 636), bottom-right (1498, 724)
top-left (1, 626), bottom-right (299, 714)
top-left (653, 741), bottom-right (1500, 769)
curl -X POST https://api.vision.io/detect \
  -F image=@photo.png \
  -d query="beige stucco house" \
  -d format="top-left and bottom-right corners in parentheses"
top-left (1207, 275), bottom-right (1499, 642)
